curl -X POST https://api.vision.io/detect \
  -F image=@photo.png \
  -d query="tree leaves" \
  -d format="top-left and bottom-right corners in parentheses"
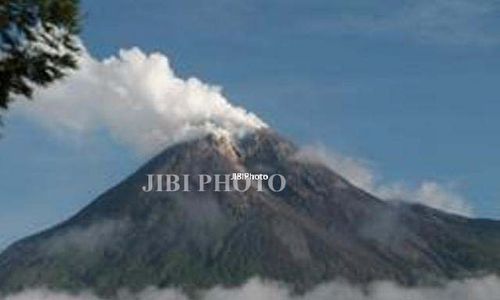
top-left (0, 0), bottom-right (80, 121)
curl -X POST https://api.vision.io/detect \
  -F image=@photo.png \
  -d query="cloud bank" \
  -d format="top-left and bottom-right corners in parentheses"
top-left (13, 47), bottom-right (267, 155)
top-left (296, 145), bottom-right (473, 216)
top-left (4, 276), bottom-right (500, 300)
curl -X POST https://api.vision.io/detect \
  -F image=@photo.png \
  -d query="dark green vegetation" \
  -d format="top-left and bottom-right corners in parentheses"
top-left (0, 0), bottom-right (80, 120)
top-left (1, 130), bottom-right (500, 297)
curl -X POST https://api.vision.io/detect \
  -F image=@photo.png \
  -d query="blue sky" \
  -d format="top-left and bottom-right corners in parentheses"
top-left (1, 0), bottom-right (500, 249)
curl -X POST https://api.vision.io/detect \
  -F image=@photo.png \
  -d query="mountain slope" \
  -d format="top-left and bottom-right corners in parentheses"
top-left (1, 130), bottom-right (500, 297)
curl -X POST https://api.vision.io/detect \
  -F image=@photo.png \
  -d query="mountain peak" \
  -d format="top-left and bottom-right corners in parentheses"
top-left (2, 130), bottom-right (500, 297)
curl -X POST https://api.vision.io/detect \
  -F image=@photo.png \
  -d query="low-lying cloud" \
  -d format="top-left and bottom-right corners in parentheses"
top-left (13, 46), bottom-right (267, 155)
top-left (41, 220), bottom-right (129, 255)
top-left (4, 276), bottom-right (500, 300)
top-left (296, 145), bottom-right (473, 216)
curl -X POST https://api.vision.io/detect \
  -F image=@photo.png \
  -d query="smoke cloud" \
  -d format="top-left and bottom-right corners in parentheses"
top-left (296, 145), bottom-right (473, 216)
top-left (4, 276), bottom-right (500, 300)
top-left (13, 47), bottom-right (267, 155)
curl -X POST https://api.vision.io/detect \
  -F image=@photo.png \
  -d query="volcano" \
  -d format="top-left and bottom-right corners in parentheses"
top-left (1, 130), bottom-right (500, 297)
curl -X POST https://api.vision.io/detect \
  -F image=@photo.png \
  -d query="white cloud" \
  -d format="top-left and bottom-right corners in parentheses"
top-left (4, 276), bottom-right (500, 300)
top-left (13, 46), bottom-right (267, 156)
top-left (3, 289), bottom-right (102, 300)
top-left (376, 181), bottom-right (473, 217)
top-left (296, 145), bottom-right (474, 216)
top-left (41, 220), bottom-right (129, 254)
top-left (295, 146), bottom-right (377, 192)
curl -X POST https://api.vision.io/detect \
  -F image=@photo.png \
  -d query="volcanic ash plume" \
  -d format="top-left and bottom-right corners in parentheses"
top-left (14, 46), bottom-right (267, 155)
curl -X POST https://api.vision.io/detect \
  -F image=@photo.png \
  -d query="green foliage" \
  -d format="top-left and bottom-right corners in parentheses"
top-left (0, 0), bottom-right (80, 120)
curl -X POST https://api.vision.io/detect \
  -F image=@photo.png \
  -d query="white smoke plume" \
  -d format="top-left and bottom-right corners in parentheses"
top-left (4, 276), bottom-right (500, 300)
top-left (13, 47), bottom-right (267, 155)
top-left (295, 145), bottom-right (474, 217)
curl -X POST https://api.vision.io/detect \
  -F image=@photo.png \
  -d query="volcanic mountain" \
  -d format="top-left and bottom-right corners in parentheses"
top-left (1, 130), bottom-right (500, 297)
